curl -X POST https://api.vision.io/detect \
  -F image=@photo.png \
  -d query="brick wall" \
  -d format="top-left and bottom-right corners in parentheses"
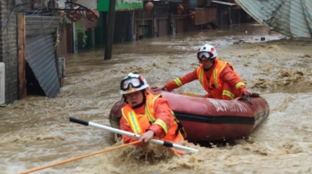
top-left (0, 1), bottom-right (18, 104)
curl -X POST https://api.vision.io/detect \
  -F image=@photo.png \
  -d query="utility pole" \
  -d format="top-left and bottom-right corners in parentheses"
top-left (104, 0), bottom-right (116, 60)
top-left (17, 13), bottom-right (27, 99)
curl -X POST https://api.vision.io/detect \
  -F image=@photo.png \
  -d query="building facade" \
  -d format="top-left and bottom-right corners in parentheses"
top-left (0, 0), bottom-right (61, 104)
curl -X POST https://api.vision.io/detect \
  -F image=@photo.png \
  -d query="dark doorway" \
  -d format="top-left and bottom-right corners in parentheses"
top-left (25, 63), bottom-right (45, 96)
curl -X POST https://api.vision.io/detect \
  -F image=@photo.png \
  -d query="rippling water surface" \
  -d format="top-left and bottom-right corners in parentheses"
top-left (1, 24), bottom-right (312, 174)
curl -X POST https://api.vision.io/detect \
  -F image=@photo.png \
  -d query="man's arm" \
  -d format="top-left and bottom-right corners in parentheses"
top-left (164, 69), bottom-right (198, 91)
top-left (148, 98), bottom-right (175, 138)
top-left (221, 65), bottom-right (247, 96)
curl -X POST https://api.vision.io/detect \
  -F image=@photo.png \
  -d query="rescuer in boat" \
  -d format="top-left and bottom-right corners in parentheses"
top-left (153, 44), bottom-right (252, 100)
top-left (119, 73), bottom-right (186, 148)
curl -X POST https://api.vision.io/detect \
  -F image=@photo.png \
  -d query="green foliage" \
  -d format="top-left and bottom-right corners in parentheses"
top-left (81, 27), bottom-right (88, 47)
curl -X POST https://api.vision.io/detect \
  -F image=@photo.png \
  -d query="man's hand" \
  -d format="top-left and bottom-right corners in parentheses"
top-left (139, 130), bottom-right (155, 143)
top-left (241, 88), bottom-right (252, 97)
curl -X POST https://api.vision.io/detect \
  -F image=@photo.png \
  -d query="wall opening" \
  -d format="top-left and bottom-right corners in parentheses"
top-left (25, 63), bottom-right (45, 96)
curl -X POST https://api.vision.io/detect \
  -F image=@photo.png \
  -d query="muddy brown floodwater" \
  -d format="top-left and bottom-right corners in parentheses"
top-left (1, 23), bottom-right (312, 174)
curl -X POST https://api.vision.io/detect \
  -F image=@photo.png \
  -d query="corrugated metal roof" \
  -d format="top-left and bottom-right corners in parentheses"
top-left (25, 16), bottom-right (60, 37)
top-left (25, 34), bottom-right (60, 98)
top-left (235, 0), bottom-right (312, 38)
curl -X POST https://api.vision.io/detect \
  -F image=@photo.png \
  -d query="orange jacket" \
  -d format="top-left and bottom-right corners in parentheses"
top-left (164, 58), bottom-right (246, 100)
top-left (120, 93), bottom-right (184, 144)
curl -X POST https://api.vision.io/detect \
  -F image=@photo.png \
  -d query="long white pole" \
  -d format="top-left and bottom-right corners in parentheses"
top-left (69, 117), bottom-right (198, 153)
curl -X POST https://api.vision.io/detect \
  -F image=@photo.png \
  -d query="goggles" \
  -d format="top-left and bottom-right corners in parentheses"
top-left (197, 51), bottom-right (214, 60)
top-left (120, 76), bottom-right (144, 91)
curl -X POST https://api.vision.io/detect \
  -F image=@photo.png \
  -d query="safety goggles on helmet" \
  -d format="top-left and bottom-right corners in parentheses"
top-left (120, 73), bottom-right (149, 95)
top-left (120, 76), bottom-right (144, 91)
top-left (197, 51), bottom-right (214, 60)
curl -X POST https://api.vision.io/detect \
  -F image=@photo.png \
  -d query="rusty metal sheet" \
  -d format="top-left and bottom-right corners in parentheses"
top-left (194, 8), bottom-right (217, 25)
top-left (175, 17), bottom-right (187, 33)
top-left (158, 19), bottom-right (169, 36)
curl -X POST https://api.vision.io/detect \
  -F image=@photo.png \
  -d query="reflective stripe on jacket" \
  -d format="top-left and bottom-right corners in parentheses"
top-left (196, 59), bottom-right (245, 99)
top-left (121, 93), bottom-right (183, 142)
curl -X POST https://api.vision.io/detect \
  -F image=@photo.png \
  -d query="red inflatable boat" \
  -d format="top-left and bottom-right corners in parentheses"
top-left (109, 91), bottom-right (270, 142)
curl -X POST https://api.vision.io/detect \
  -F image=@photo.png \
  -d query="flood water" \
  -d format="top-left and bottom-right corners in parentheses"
top-left (1, 23), bottom-right (312, 174)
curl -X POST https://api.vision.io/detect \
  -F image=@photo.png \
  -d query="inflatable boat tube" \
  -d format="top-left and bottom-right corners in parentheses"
top-left (109, 91), bottom-right (269, 142)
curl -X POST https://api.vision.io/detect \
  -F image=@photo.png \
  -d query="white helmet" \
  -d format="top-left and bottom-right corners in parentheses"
top-left (197, 44), bottom-right (218, 59)
top-left (120, 73), bottom-right (149, 95)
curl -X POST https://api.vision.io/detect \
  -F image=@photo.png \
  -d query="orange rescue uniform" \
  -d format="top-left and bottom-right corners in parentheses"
top-left (164, 58), bottom-right (246, 100)
top-left (120, 93), bottom-right (184, 144)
